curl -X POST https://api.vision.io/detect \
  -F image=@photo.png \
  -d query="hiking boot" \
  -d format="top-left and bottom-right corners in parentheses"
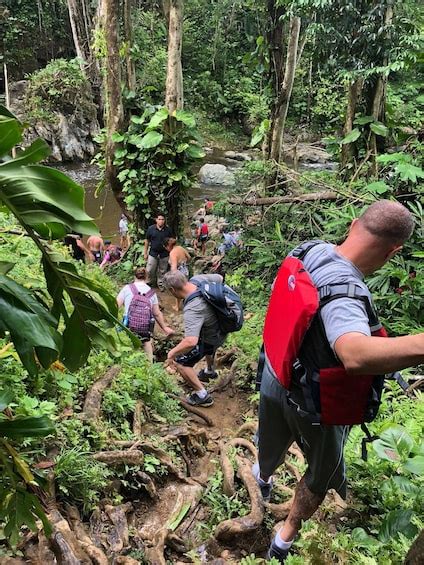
top-left (266, 541), bottom-right (290, 563)
top-left (252, 462), bottom-right (273, 501)
top-left (187, 392), bottom-right (214, 407)
top-left (198, 369), bottom-right (218, 382)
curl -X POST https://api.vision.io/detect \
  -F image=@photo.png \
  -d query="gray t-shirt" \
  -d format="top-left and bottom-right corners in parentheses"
top-left (183, 274), bottom-right (226, 346)
top-left (299, 243), bottom-right (372, 350)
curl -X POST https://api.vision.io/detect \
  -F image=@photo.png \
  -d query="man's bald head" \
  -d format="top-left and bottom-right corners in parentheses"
top-left (358, 200), bottom-right (414, 246)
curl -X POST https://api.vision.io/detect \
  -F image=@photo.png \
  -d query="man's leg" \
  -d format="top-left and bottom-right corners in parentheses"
top-left (157, 256), bottom-right (169, 290)
top-left (175, 364), bottom-right (204, 391)
top-left (205, 353), bottom-right (215, 373)
top-left (279, 477), bottom-right (325, 540)
top-left (146, 255), bottom-right (158, 286)
top-left (142, 340), bottom-right (154, 363)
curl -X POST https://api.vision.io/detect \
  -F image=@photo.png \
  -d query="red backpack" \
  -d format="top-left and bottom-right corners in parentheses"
top-left (262, 241), bottom-right (387, 426)
top-left (127, 284), bottom-right (155, 336)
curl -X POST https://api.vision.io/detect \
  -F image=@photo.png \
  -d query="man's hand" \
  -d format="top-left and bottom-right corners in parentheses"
top-left (144, 253), bottom-right (148, 261)
top-left (165, 350), bottom-right (176, 368)
top-left (163, 326), bottom-right (174, 337)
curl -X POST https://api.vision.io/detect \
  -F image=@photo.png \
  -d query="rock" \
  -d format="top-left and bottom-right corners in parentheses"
top-left (199, 163), bottom-right (235, 186)
top-left (223, 150), bottom-right (252, 161)
top-left (285, 142), bottom-right (332, 164)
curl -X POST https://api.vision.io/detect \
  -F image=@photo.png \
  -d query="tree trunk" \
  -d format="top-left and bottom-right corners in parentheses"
top-left (101, 0), bottom-right (126, 213)
top-left (123, 0), bottom-right (136, 93)
top-left (404, 529), bottom-right (424, 564)
top-left (340, 78), bottom-right (364, 169)
top-left (165, 0), bottom-right (184, 113)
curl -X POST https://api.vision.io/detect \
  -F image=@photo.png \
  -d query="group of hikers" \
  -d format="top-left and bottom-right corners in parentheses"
top-left (70, 198), bottom-right (423, 562)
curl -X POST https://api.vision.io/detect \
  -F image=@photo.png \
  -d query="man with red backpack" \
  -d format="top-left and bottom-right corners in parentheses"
top-left (255, 200), bottom-right (423, 562)
top-left (196, 217), bottom-right (209, 256)
top-left (117, 267), bottom-right (174, 361)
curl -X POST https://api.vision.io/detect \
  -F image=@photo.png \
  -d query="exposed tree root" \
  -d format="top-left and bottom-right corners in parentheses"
top-left (66, 506), bottom-right (109, 565)
top-left (48, 508), bottom-right (92, 564)
top-left (209, 361), bottom-right (238, 393)
top-left (82, 365), bottom-right (121, 422)
top-left (105, 503), bottom-right (132, 552)
top-left (115, 558), bottom-right (141, 565)
top-left (216, 348), bottom-right (238, 367)
top-left (286, 461), bottom-right (302, 481)
top-left (236, 421), bottom-right (257, 439)
top-left (144, 527), bottom-right (169, 565)
top-left (220, 438), bottom-right (258, 496)
top-left (288, 443), bottom-right (305, 466)
top-left (266, 499), bottom-right (294, 521)
top-left (170, 394), bottom-right (215, 427)
top-left (24, 532), bottom-right (56, 564)
top-left (133, 399), bottom-right (146, 436)
top-left (93, 450), bottom-right (144, 466)
top-left (136, 471), bottom-right (159, 499)
top-left (215, 456), bottom-right (264, 541)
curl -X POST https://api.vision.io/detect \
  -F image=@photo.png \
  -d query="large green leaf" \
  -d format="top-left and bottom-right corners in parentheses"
top-left (0, 115), bottom-right (22, 157)
top-left (0, 415), bottom-right (54, 438)
top-left (2, 488), bottom-right (52, 546)
top-left (373, 426), bottom-right (414, 463)
top-left (137, 131), bottom-right (163, 149)
top-left (378, 509), bottom-right (418, 543)
top-left (341, 128), bottom-right (361, 145)
top-left (147, 107), bottom-right (169, 129)
top-left (0, 389), bottom-right (14, 411)
top-left (185, 144), bottom-right (206, 159)
top-left (395, 163), bottom-right (424, 183)
top-left (174, 110), bottom-right (196, 128)
top-left (12, 139), bottom-right (51, 166)
top-left (0, 164), bottom-right (97, 239)
top-left (370, 121), bottom-right (388, 137)
top-left (350, 528), bottom-right (380, 548)
top-left (403, 456), bottom-right (424, 475)
top-left (0, 274), bottom-right (62, 373)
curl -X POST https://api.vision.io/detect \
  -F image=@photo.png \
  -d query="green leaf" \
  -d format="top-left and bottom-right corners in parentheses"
top-left (378, 509), bottom-right (418, 543)
top-left (138, 131), bottom-right (163, 149)
top-left (351, 528), bottom-right (380, 548)
top-left (376, 152), bottom-right (411, 165)
top-left (394, 163), bottom-right (424, 183)
top-left (0, 114), bottom-right (22, 156)
top-left (147, 107), bottom-right (169, 129)
top-left (111, 132), bottom-right (124, 142)
top-left (168, 502), bottom-right (191, 531)
top-left (366, 181), bottom-right (390, 195)
top-left (0, 261), bottom-right (15, 275)
top-left (0, 164), bottom-right (98, 239)
top-left (114, 148), bottom-right (127, 159)
top-left (373, 426), bottom-right (414, 463)
top-left (185, 144), bottom-right (205, 159)
top-left (0, 415), bottom-right (54, 438)
top-left (0, 389), bottom-right (14, 411)
top-left (341, 128), bottom-right (361, 145)
top-left (354, 115), bottom-right (374, 125)
top-left (391, 476), bottom-right (421, 494)
top-left (12, 139), bottom-right (51, 165)
top-left (174, 110), bottom-right (196, 128)
top-left (370, 122), bottom-right (388, 137)
top-left (403, 456), bottom-right (424, 475)
top-left (130, 115), bottom-right (145, 124)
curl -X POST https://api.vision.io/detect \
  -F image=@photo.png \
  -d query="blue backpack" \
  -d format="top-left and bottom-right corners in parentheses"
top-left (186, 277), bottom-right (244, 334)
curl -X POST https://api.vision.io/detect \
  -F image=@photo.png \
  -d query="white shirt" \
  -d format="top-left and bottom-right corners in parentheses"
top-left (119, 218), bottom-right (128, 234)
top-left (117, 281), bottom-right (158, 315)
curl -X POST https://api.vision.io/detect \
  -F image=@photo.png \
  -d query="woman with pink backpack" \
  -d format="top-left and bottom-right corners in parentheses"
top-left (116, 267), bottom-right (174, 361)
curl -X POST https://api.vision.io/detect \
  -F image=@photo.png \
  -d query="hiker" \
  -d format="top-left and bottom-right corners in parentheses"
top-left (217, 226), bottom-right (237, 255)
top-left (117, 267), bottom-right (174, 362)
top-left (87, 234), bottom-right (104, 264)
top-left (163, 237), bottom-right (191, 311)
top-left (119, 214), bottom-right (130, 250)
top-left (255, 200), bottom-right (423, 563)
top-left (163, 271), bottom-right (243, 407)
top-left (64, 233), bottom-right (90, 263)
top-left (204, 197), bottom-right (214, 213)
top-left (100, 240), bottom-right (122, 269)
top-left (196, 217), bottom-right (209, 256)
top-left (144, 212), bottom-right (173, 291)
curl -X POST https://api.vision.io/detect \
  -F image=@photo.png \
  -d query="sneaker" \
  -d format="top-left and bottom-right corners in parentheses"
top-left (198, 369), bottom-right (218, 382)
top-left (187, 392), bottom-right (214, 407)
top-left (266, 541), bottom-right (290, 563)
top-left (252, 462), bottom-right (273, 501)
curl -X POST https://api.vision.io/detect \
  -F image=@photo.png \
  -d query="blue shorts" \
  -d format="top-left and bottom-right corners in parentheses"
top-left (175, 341), bottom-right (216, 367)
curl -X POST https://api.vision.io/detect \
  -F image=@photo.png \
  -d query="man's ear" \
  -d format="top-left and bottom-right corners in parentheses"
top-left (349, 218), bottom-right (359, 232)
top-left (386, 244), bottom-right (402, 261)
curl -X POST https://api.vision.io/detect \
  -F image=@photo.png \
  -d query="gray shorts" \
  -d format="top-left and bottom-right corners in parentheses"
top-left (258, 363), bottom-right (349, 498)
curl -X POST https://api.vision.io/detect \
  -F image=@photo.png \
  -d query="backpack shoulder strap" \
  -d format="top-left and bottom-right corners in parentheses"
top-left (291, 240), bottom-right (326, 260)
top-left (129, 283), bottom-right (139, 296)
top-left (318, 283), bottom-right (380, 328)
top-left (144, 288), bottom-right (156, 299)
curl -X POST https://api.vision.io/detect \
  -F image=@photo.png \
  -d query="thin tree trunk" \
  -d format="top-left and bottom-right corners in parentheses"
top-left (102, 0), bottom-right (126, 212)
top-left (341, 78), bottom-right (364, 169)
top-left (165, 0), bottom-right (184, 113)
top-left (123, 0), bottom-right (136, 93)
top-left (67, 0), bottom-right (90, 70)
top-left (269, 16), bottom-right (301, 166)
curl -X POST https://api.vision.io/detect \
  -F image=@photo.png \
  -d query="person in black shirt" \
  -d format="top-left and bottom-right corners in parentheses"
top-left (144, 213), bottom-right (173, 290)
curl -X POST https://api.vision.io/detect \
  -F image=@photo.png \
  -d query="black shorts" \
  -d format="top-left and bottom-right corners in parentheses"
top-left (198, 234), bottom-right (209, 242)
top-left (175, 341), bottom-right (216, 367)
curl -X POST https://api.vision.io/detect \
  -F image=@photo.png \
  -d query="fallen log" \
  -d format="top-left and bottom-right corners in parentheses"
top-left (82, 365), bottom-right (121, 421)
top-left (93, 450), bottom-right (144, 466)
top-left (170, 394), bottom-right (214, 427)
top-left (228, 190), bottom-right (338, 206)
top-left (215, 456), bottom-right (264, 541)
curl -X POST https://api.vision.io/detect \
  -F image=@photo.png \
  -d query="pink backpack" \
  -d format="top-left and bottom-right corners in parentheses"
top-left (127, 284), bottom-right (155, 336)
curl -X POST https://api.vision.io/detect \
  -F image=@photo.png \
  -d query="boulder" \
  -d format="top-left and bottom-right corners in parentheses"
top-left (285, 142), bottom-right (332, 164)
top-left (223, 150), bottom-right (252, 161)
top-left (198, 163), bottom-right (235, 186)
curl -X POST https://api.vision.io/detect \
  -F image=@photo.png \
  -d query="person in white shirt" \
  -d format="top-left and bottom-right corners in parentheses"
top-left (119, 214), bottom-right (129, 250)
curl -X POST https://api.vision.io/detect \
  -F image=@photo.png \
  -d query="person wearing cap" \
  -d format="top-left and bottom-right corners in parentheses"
top-left (100, 240), bottom-right (122, 269)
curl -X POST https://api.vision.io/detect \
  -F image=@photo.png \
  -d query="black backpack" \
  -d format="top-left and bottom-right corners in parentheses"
top-left (185, 277), bottom-right (244, 334)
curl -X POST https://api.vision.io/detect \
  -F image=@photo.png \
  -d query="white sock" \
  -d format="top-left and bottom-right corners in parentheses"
top-left (197, 388), bottom-right (208, 399)
top-left (258, 474), bottom-right (272, 485)
top-left (205, 368), bottom-right (215, 374)
top-left (274, 532), bottom-right (293, 551)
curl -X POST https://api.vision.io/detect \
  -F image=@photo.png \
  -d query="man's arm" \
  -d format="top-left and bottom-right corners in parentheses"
top-left (335, 332), bottom-right (424, 375)
top-left (152, 304), bottom-right (173, 335)
top-left (168, 336), bottom-right (199, 360)
top-left (144, 239), bottom-right (149, 260)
